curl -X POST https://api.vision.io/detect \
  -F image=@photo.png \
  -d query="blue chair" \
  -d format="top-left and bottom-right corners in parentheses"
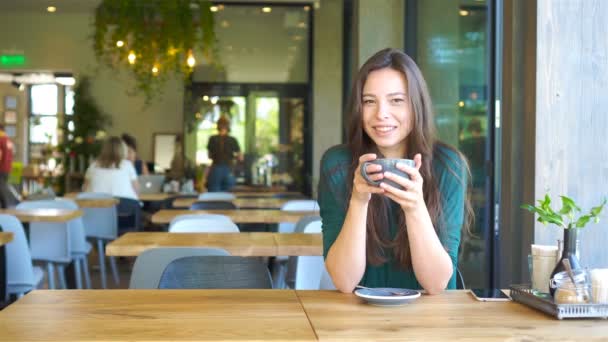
top-left (0, 214), bottom-right (44, 298)
top-left (129, 247), bottom-right (230, 289)
top-left (158, 255), bottom-right (273, 289)
top-left (116, 197), bottom-right (142, 235)
top-left (16, 199), bottom-right (92, 289)
top-left (189, 201), bottom-right (237, 210)
top-left (76, 192), bottom-right (120, 289)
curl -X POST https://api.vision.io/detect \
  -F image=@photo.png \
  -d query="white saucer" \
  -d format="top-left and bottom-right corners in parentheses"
top-left (354, 287), bottom-right (421, 306)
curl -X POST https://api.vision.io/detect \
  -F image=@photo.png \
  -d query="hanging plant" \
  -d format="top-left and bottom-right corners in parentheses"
top-left (93, 0), bottom-right (217, 102)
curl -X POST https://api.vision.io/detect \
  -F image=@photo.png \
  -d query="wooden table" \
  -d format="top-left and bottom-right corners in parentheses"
top-left (106, 232), bottom-right (322, 257)
top-left (232, 191), bottom-right (305, 198)
top-left (72, 198), bottom-right (118, 208)
top-left (0, 208), bottom-right (83, 222)
top-left (138, 193), bottom-right (174, 202)
top-left (173, 197), bottom-right (292, 209)
top-left (152, 209), bottom-right (319, 224)
top-left (0, 290), bottom-right (317, 342)
top-left (0, 232), bottom-right (13, 246)
top-left (1, 290), bottom-right (604, 341)
top-left (297, 290), bottom-right (606, 341)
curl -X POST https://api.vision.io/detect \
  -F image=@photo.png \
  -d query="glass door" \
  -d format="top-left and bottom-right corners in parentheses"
top-left (406, 0), bottom-right (497, 288)
top-left (188, 83), bottom-right (309, 194)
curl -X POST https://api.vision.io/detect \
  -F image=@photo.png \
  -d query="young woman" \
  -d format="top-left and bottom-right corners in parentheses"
top-left (319, 48), bottom-right (471, 294)
top-left (83, 136), bottom-right (139, 199)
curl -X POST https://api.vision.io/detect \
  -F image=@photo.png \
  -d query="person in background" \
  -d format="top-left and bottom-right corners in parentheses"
top-left (206, 116), bottom-right (242, 192)
top-left (121, 133), bottom-right (149, 175)
top-left (319, 48), bottom-right (472, 294)
top-left (83, 136), bottom-right (138, 199)
top-left (0, 124), bottom-right (14, 208)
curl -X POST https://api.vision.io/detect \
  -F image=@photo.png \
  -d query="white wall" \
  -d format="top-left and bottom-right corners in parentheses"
top-left (535, 0), bottom-right (608, 268)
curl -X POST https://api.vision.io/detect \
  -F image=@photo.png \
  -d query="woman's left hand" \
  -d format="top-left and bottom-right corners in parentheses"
top-left (379, 153), bottom-right (425, 213)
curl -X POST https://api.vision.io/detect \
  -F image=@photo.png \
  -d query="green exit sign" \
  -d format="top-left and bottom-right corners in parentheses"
top-left (0, 54), bottom-right (26, 67)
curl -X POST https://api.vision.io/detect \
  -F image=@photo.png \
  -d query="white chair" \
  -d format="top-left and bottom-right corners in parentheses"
top-left (272, 201), bottom-right (319, 288)
top-left (293, 220), bottom-right (326, 289)
top-left (319, 267), bottom-right (337, 290)
top-left (0, 214), bottom-right (44, 298)
top-left (76, 192), bottom-right (120, 289)
top-left (169, 214), bottom-right (233, 227)
top-left (129, 247), bottom-right (230, 289)
top-left (169, 214), bottom-right (239, 233)
top-left (17, 199), bottom-right (92, 289)
top-left (198, 192), bottom-right (236, 201)
top-left (278, 200), bottom-right (320, 233)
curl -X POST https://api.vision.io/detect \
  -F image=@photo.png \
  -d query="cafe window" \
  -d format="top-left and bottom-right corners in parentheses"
top-left (29, 84), bottom-right (59, 145)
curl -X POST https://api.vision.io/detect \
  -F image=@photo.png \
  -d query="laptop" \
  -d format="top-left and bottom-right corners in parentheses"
top-left (138, 175), bottom-right (165, 194)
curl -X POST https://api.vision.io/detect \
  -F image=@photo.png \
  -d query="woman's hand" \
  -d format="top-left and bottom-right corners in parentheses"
top-left (351, 153), bottom-right (385, 204)
top-left (379, 153), bottom-right (424, 212)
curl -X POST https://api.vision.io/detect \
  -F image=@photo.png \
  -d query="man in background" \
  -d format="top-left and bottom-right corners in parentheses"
top-left (0, 124), bottom-right (14, 208)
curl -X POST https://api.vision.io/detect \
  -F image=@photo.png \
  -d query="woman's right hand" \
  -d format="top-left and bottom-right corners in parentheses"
top-left (351, 153), bottom-right (385, 203)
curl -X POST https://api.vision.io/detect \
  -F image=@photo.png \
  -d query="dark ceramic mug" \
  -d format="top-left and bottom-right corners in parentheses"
top-left (360, 158), bottom-right (415, 190)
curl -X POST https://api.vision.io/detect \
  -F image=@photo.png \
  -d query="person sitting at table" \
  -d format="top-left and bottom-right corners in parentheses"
top-left (318, 48), bottom-right (472, 295)
top-left (83, 136), bottom-right (139, 199)
top-left (121, 133), bottom-right (149, 176)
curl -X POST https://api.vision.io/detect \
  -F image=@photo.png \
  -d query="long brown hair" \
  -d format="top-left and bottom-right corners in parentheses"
top-left (97, 136), bottom-right (124, 169)
top-left (345, 48), bottom-right (472, 269)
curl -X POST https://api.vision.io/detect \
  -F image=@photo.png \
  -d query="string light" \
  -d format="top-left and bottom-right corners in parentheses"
top-left (187, 50), bottom-right (196, 67)
top-left (152, 64), bottom-right (159, 75)
top-left (128, 51), bottom-right (136, 64)
top-left (116, 40), bottom-right (124, 47)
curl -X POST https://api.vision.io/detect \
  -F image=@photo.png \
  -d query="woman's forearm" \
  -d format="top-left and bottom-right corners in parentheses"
top-left (406, 205), bottom-right (453, 294)
top-left (326, 198), bottom-right (369, 293)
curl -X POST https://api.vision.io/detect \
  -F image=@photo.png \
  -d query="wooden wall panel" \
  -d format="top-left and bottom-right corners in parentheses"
top-left (535, 0), bottom-right (608, 268)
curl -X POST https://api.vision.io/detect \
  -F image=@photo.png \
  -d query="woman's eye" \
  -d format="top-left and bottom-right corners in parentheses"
top-left (391, 98), bottom-right (405, 104)
top-left (363, 99), bottom-right (375, 105)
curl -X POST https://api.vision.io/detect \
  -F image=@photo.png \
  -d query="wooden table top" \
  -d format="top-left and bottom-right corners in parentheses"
top-left (173, 197), bottom-right (292, 209)
top-left (72, 198), bottom-right (119, 208)
top-left (152, 209), bottom-right (319, 224)
top-left (231, 191), bottom-right (305, 198)
top-left (105, 232), bottom-right (323, 257)
top-left (0, 232), bottom-right (14, 246)
top-left (297, 290), bottom-right (606, 341)
top-left (0, 209), bottom-right (83, 222)
top-left (0, 290), bottom-right (317, 342)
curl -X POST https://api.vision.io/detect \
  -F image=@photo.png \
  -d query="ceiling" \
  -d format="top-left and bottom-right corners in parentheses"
top-left (0, 0), bottom-right (315, 13)
top-left (0, 0), bottom-right (101, 13)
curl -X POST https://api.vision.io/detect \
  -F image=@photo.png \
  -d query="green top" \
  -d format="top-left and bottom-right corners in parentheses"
top-left (318, 144), bottom-right (467, 289)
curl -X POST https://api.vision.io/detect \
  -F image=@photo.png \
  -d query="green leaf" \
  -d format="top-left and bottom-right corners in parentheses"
top-left (559, 195), bottom-right (579, 215)
top-left (575, 215), bottom-right (592, 228)
top-left (590, 198), bottom-right (607, 217)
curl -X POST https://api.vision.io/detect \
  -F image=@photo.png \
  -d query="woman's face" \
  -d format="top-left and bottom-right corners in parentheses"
top-left (361, 67), bottom-right (413, 158)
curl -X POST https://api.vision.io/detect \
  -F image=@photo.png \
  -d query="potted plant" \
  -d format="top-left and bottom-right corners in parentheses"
top-left (522, 194), bottom-right (606, 294)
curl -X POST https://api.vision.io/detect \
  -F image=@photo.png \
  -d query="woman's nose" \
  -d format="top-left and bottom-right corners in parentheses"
top-left (375, 100), bottom-right (390, 119)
